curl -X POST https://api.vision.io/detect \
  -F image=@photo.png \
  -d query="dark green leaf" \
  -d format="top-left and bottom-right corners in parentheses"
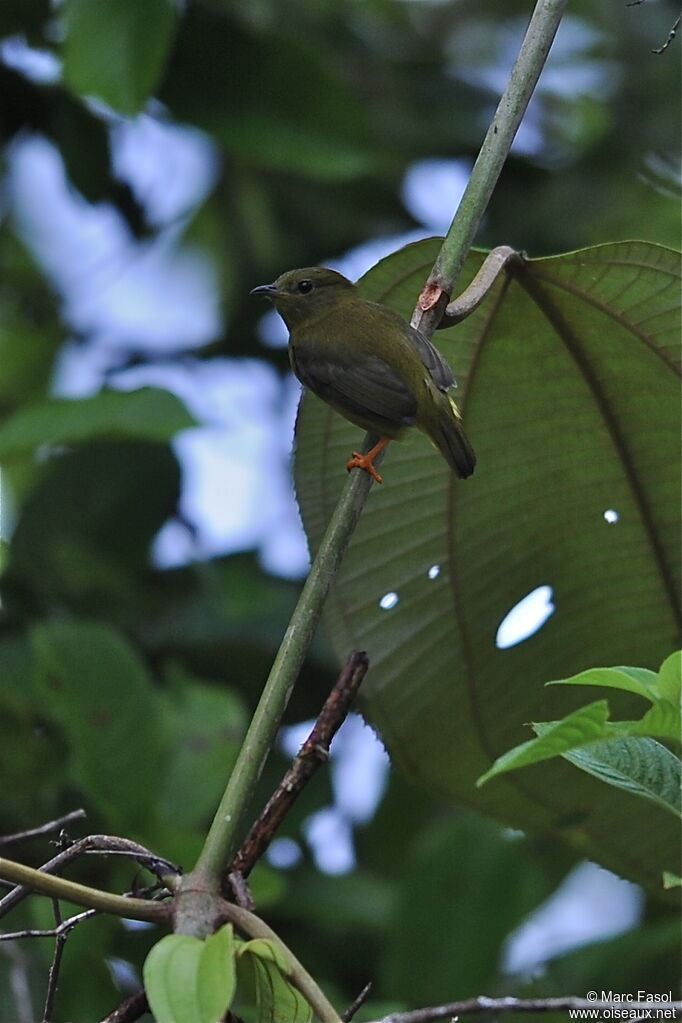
top-left (4, 441), bottom-right (181, 613)
top-left (158, 669), bottom-right (248, 832)
top-left (32, 620), bottom-right (166, 827)
top-left (295, 239), bottom-right (681, 893)
top-left (559, 736), bottom-right (681, 820)
top-left (62, 0), bottom-right (179, 115)
top-left (380, 811), bottom-right (572, 1002)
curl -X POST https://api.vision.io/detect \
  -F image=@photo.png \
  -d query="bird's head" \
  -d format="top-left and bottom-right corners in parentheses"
top-left (250, 267), bottom-right (355, 328)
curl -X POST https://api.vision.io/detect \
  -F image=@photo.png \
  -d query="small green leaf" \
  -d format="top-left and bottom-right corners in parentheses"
top-left (559, 737), bottom-right (681, 819)
top-left (198, 925), bottom-right (236, 1016)
top-left (625, 700), bottom-right (681, 742)
top-left (144, 935), bottom-right (203, 1023)
top-left (477, 701), bottom-right (611, 786)
top-left (143, 926), bottom-right (236, 1023)
top-left (62, 0), bottom-right (178, 115)
top-left (238, 937), bottom-right (291, 974)
top-left (237, 940), bottom-right (312, 1023)
top-left (657, 651), bottom-right (681, 706)
top-left (547, 666), bottom-right (659, 702)
top-left (662, 871), bottom-right (682, 889)
top-left (0, 388), bottom-right (195, 462)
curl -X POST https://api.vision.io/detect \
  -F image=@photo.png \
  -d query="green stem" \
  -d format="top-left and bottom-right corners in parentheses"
top-left (0, 857), bottom-right (169, 925)
top-left (429, 0), bottom-right (568, 296)
top-left (191, 0), bottom-right (568, 894)
top-left (192, 464), bottom-right (375, 887)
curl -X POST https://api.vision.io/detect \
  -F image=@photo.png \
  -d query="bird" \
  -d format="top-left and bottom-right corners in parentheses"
top-left (251, 266), bottom-right (475, 484)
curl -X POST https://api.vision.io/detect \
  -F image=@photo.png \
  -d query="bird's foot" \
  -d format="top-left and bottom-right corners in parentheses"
top-left (346, 449), bottom-right (384, 484)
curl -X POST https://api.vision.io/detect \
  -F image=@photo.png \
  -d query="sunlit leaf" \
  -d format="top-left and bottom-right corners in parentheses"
top-left (657, 651), bottom-right (681, 705)
top-left (624, 700), bottom-right (680, 742)
top-left (295, 239), bottom-right (681, 892)
top-left (0, 388), bottom-right (195, 462)
top-left (477, 701), bottom-right (611, 786)
top-left (143, 925), bottom-right (236, 1023)
top-left (547, 665), bottom-right (660, 702)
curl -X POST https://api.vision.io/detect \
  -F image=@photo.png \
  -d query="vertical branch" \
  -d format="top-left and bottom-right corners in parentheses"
top-left (185, 0), bottom-right (570, 904)
top-left (415, 0), bottom-right (568, 336)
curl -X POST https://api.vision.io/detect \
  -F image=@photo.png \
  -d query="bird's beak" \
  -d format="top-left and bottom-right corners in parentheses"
top-left (250, 283), bottom-right (278, 297)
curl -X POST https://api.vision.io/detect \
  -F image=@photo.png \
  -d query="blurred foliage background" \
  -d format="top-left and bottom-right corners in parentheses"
top-left (0, 0), bottom-right (679, 1019)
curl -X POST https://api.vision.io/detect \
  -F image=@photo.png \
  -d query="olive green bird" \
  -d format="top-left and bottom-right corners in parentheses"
top-left (251, 267), bottom-right (475, 484)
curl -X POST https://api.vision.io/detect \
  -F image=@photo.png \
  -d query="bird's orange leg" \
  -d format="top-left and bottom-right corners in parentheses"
top-left (346, 437), bottom-right (391, 484)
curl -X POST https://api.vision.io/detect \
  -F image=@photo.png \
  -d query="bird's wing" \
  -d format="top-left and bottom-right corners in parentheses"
top-left (401, 323), bottom-right (455, 391)
top-left (292, 346), bottom-right (418, 428)
top-left (364, 300), bottom-right (455, 391)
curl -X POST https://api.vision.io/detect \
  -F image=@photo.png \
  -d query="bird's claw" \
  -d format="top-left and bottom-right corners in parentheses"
top-left (346, 451), bottom-right (384, 484)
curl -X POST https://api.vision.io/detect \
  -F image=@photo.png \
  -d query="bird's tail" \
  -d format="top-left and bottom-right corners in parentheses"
top-left (434, 393), bottom-right (476, 478)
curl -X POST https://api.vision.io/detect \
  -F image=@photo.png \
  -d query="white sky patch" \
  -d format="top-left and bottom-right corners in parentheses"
top-left (267, 837), bottom-right (303, 870)
top-left (304, 808), bottom-right (355, 875)
top-left (9, 135), bottom-right (220, 353)
top-left (402, 158), bottom-right (471, 234)
top-left (503, 861), bottom-right (643, 975)
top-left (112, 360), bottom-right (309, 577)
top-left (0, 36), bottom-right (61, 83)
top-left (329, 716), bottom-right (390, 824)
top-left (111, 116), bottom-right (219, 227)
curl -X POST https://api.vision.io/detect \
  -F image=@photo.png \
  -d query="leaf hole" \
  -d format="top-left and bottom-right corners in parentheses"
top-left (379, 591), bottom-right (399, 610)
top-left (496, 585), bottom-right (555, 649)
top-left (603, 508), bottom-right (619, 523)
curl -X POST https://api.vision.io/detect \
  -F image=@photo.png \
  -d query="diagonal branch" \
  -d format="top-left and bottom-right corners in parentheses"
top-left (0, 856), bottom-right (171, 925)
top-left (184, 0), bottom-right (571, 912)
top-left (228, 650), bottom-right (369, 884)
top-left (0, 810), bottom-right (87, 847)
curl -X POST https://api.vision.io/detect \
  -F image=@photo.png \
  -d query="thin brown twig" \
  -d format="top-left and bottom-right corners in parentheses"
top-left (652, 13), bottom-right (680, 53)
top-left (0, 834), bottom-right (179, 921)
top-left (1, 908), bottom-right (97, 942)
top-left (101, 989), bottom-right (149, 1023)
top-left (372, 996), bottom-right (682, 1023)
top-left (227, 650), bottom-right (369, 883)
top-left (342, 980), bottom-right (373, 1022)
top-left (0, 810), bottom-right (87, 846)
top-left (42, 899), bottom-right (64, 1023)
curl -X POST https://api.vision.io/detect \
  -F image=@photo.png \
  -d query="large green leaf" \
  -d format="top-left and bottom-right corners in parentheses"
top-left (32, 620), bottom-right (167, 829)
top-left (0, 387), bottom-right (195, 461)
top-left (294, 239), bottom-right (681, 893)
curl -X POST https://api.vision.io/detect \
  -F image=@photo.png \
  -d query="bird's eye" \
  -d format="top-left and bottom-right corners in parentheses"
top-left (297, 280), bottom-right (314, 294)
